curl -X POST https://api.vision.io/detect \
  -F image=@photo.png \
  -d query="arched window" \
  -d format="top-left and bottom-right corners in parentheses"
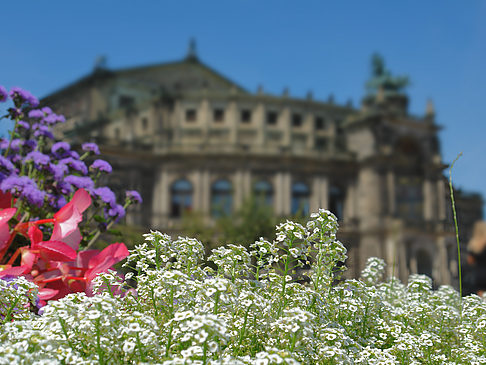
top-left (416, 249), bottom-right (433, 278)
top-left (253, 180), bottom-right (273, 206)
top-left (396, 176), bottom-right (423, 221)
top-left (291, 182), bottom-right (310, 216)
top-left (211, 179), bottom-right (232, 217)
top-left (170, 179), bottom-right (193, 218)
top-left (329, 185), bottom-right (344, 221)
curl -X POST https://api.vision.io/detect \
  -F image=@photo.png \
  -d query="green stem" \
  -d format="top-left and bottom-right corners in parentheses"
top-left (448, 153), bottom-right (463, 312)
top-left (4, 117), bottom-right (19, 158)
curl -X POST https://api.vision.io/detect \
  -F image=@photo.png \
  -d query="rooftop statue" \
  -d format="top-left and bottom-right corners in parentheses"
top-left (366, 53), bottom-right (409, 94)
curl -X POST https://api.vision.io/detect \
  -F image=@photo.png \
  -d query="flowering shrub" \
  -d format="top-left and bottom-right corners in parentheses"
top-left (0, 86), bottom-right (142, 248)
top-left (1, 209), bottom-right (485, 364)
top-left (0, 86), bottom-right (141, 304)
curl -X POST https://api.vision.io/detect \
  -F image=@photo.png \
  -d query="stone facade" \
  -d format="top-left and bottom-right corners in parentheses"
top-left (43, 47), bottom-right (482, 285)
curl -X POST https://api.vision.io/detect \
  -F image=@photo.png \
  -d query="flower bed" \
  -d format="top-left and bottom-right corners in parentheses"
top-left (0, 87), bottom-right (485, 364)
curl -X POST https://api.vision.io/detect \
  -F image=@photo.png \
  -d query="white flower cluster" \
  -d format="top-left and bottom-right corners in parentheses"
top-left (1, 210), bottom-right (485, 364)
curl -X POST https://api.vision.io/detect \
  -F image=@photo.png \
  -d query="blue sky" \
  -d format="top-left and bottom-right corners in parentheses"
top-left (1, 1), bottom-right (485, 212)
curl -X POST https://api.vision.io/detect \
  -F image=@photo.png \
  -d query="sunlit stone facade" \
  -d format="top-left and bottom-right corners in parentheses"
top-left (44, 47), bottom-right (481, 285)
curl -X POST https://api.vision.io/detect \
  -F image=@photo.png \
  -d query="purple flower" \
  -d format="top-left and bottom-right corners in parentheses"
top-left (60, 157), bottom-right (88, 175)
top-left (32, 124), bottom-right (54, 139)
top-left (24, 139), bottom-right (37, 151)
top-left (0, 175), bottom-right (45, 206)
top-left (108, 204), bottom-right (125, 220)
top-left (9, 87), bottom-right (39, 108)
top-left (41, 107), bottom-right (53, 115)
top-left (1, 175), bottom-right (35, 193)
top-left (51, 142), bottom-right (71, 157)
top-left (49, 162), bottom-right (69, 180)
top-left (82, 143), bottom-right (100, 155)
top-left (24, 151), bottom-right (50, 166)
top-left (90, 159), bottom-right (112, 173)
top-left (94, 187), bottom-right (117, 207)
top-left (0, 86), bottom-right (7, 102)
top-left (69, 151), bottom-right (80, 159)
top-left (65, 175), bottom-right (94, 191)
top-left (0, 156), bottom-right (15, 173)
top-left (56, 181), bottom-right (72, 195)
top-left (17, 120), bottom-right (30, 130)
top-left (28, 109), bottom-right (44, 119)
top-left (55, 196), bottom-right (67, 209)
top-left (23, 185), bottom-right (46, 206)
top-left (126, 190), bottom-right (142, 204)
top-left (43, 113), bottom-right (65, 125)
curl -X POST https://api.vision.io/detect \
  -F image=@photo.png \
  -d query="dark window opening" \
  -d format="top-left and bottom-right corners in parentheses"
top-left (253, 180), bottom-right (273, 206)
top-left (211, 180), bottom-right (233, 217)
top-left (329, 186), bottom-right (344, 221)
top-left (292, 113), bottom-right (302, 127)
top-left (142, 118), bottom-right (148, 130)
top-left (186, 109), bottom-right (197, 122)
top-left (241, 109), bottom-right (252, 123)
top-left (291, 182), bottom-right (310, 216)
top-left (267, 111), bottom-right (278, 125)
top-left (213, 108), bottom-right (224, 122)
top-left (171, 179), bottom-right (193, 218)
top-left (119, 95), bottom-right (135, 108)
top-left (114, 128), bottom-right (120, 140)
top-left (315, 137), bottom-right (328, 151)
top-left (315, 117), bottom-right (325, 130)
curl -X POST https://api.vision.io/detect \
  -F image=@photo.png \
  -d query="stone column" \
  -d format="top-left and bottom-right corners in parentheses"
top-left (192, 170), bottom-right (202, 212)
top-left (387, 171), bottom-right (395, 216)
top-left (423, 179), bottom-right (434, 221)
top-left (320, 176), bottom-right (329, 210)
top-left (310, 177), bottom-right (320, 214)
top-left (151, 168), bottom-right (170, 228)
top-left (228, 101), bottom-right (238, 145)
top-left (437, 179), bottom-right (446, 221)
top-left (234, 170), bottom-right (244, 210)
top-left (310, 176), bottom-right (329, 213)
top-left (284, 173), bottom-right (292, 215)
top-left (274, 172), bottom-right (284, 215)
top-left (201, 169), bottom-right (210, 215)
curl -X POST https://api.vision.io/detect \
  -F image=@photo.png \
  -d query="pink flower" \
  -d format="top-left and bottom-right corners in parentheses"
top-left (50, 188), bottom-right (91, 249)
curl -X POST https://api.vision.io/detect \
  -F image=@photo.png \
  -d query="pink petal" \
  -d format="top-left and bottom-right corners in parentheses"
top-left (0, 208), bottom-right (16, 225)
top-left (0, 191), bottom-right (12, 209)
top-left (85, 243), bottom-right (129, 282)
top-left (20, 247), bottom-right (38, 270)
top-left (0, 265), bottom-right (29, 278)
top-left (28, 226), bottom-right (43, 248)
top-left (51, 227), bottom-right (82, 250)
top-left (53, 204), bottom-right (81, 239)
top-left (38, 288), bottom-right (59, 301)
top-left (37, 241), bottom-right (77, 262)
top-left (71, 188), bottom-right (91, 213)
top-left (0, 223), bottom-right (11, 252)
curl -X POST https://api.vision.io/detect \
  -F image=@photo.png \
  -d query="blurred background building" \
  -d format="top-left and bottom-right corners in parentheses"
top-left (44, 42), bottom-right (482, 285)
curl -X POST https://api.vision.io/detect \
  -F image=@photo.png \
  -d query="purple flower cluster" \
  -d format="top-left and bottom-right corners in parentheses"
top-left (82, 143), bottom-right (100, 155)
top-left (9, 87), bottom-right (39, 108)
top-left (0, 175), bottom-right (45, 207)
top-left (0, 86), bottom-right (7, 103)
top-left (126, 190), bottom-right (143, 204)
top-left (0, 85), bottom-right (142, 234)
top-left (90, 159), bottom-right (112, 173)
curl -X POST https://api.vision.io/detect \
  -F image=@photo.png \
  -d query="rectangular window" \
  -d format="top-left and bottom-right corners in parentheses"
top-left (267, 111), bottom-right (278, 125)
top-left (119, 95), bottom-right (134, 108)
top-left (315, 137), bottom-right (328, 151)
top-left (186, 109), bottom-right (197, 122)
top-left (241, 109), bottom-right (251, 123)
top-left (213, 108), bottom-right (225, 122)
top-left (292, 113), bottom-right (302, 127)
top-left (141, 117), bottom-right (148, 130)
top-left (315, 116), bottom-right (325, 130)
